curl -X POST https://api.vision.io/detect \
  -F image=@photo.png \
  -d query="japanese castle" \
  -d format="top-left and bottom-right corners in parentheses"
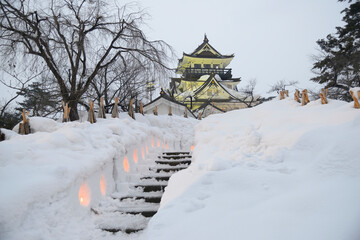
top-left (169, 35), bottom-right (253, 117)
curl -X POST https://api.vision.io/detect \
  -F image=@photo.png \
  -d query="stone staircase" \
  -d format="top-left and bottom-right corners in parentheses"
top-left (92, 151), bottom-right (192, 234)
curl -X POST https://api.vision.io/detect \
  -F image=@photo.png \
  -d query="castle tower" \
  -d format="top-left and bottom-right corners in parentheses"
top-left (170, 35), bottom-right (250, 116)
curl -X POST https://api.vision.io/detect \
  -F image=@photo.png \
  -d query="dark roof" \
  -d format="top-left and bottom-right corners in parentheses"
top-left (183, 52), bottom-right (234, 59)
top-left (193, 73), bottom-right (241, 100)
top-left (181, 34), bottom-right (234, 59)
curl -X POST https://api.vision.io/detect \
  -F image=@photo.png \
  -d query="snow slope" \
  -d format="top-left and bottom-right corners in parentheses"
top-left (1, 97), bottom-right (360, 240)
top-left (144, 98), bottom-right (360, 240)
top-left (0, 113), bottom-right (197, 240)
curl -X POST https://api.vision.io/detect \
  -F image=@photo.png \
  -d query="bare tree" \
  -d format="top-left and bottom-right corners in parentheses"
top-left (0, 0), bottom-right (173, 120)
top-left (86, 55), bottom-right (154, 112)
top-left (268, 80), bottom-right (298, 94)
top-left (238, 79), bottom-right (260, 107)
top-left (0, 68), bottom-right (43, 118)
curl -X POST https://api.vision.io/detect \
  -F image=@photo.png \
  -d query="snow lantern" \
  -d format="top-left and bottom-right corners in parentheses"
top-left (157, 138), bottom-right (160, 147)
top-left (78, 182), bottom-right (91, 207)
top-left (123, 156), bottom-right (130, 172)
top-left (133, 148), bottom-right (138, 164)
top-left (145, 144), bottom-right (149, 154)
top-left (141, 146), bottom-right (145, 160)
top-left (191, 145), bottom-right (194, 151)
top-left (151, 136), bottom-right (154, 148)
top-left (100, 175), bottom-right (106, 196)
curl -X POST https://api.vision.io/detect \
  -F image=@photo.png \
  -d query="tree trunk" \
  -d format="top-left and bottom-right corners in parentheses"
top-left (68, 100), bottom-right (80, 121)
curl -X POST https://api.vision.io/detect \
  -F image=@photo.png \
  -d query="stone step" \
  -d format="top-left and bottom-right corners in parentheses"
top-left (96, 212), bottom-right (149, 234)
top-left (120, 210), bottom-right (157, 218)
top-left (102, 228), bottom-right (142, 234)
top-left (159, 155), bottom-right (192, 160)
top-left (163, 151), bottom-right (190, 155)
top-left (140, 176), bottom-right (170, 181)
top-left (134, 184), bottom-right (167, 192)
top-left (151, 166), bottom-right (188, 173)
top-left (155, 159), bottom-right (191, 166)
top-left (120, 196), bottom-right (162, 203)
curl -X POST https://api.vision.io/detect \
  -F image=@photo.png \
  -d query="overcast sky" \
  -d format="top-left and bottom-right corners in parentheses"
top-left (134, 0), bottom-right (347, 95)
top-left (0, 1), bottom-right (348, 101)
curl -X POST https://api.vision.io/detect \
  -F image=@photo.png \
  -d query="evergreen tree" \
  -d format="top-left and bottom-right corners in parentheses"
top-left (311, 1), bottom-right (360, 101)
top-left (16, 82), bottom-right (59, 117)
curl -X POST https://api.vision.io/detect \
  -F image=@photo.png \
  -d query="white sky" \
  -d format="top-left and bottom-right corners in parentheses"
top-left (0, 0), bottom-right (348, 102)
top-left (135, 0), bottom-right (347, 95)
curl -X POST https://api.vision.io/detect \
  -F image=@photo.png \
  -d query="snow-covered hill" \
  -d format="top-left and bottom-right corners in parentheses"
top-left (0, 113), bottom-right (196, 240)
top-left (144, 98), bottom-right (360, 240)
top-left (1, 97), bottom-right (360, 240)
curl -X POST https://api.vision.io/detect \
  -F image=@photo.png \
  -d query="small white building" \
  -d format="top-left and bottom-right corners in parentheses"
top-left (143, 90), bottom-right (196, 118)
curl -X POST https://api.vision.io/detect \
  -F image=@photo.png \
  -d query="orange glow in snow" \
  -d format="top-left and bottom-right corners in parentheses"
top-left (157, 139), bottom-right (160, 147)
top-left (123, 156), bottom-right (130, 172)
top-left (133, 148), bottom-right (138, 164)
top-left (151, 136), bottom-right (154, 148)
top-left (141, 146), bottom-right (145, 160)
top-left (165, 143), bottom-right (169, 149)
top-left (145, 144), bottom-right (149, 154)
top-left (78, 182), bottom-right (91, 206)
top-left (191, 145), bottom-right (194, 151)
top-left (100, 175), bottom-right (106, 196)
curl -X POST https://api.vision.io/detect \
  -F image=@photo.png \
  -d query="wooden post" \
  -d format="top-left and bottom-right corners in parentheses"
top-left (168, 106), bottom-right (172, 116)
top-left (279, 90), bottom-right (285, 100)
top-left (112, 97), bottom-right (119, 118)
top-left (18, 109), bottom-right (30, 135)
top-left (98, 97), bottom-right (106, 119)
top-left (302, 89), bottom-right (310, 106)
top-left (88, 100), bottom-right (96, 123)
top-left (350, 90), bottom-right (360, 109)
top-left (128, 98), bottom-right (135, 119)
top-left (140, 102), bottom-right (144, 115)
top-left (154, 106), bottom-right (158, 116)
top-left (294, 89), bottom-right (300, 103)
top-left (62, 101), bottom-right (71, 122)
top-left (198, 112), bottom-right (202, 120)
top-left (285, 90), bottom-right (289, 97)
top-left (184, 108), bottom-right (188, 118)
top-left (319, 88), bottom-right (328, 104)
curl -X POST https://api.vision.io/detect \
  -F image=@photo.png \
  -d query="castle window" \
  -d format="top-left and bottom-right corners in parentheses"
top-left (204, 64), bottom-right (211, 69)
top-left (194, 64), bottom-right (201, 68)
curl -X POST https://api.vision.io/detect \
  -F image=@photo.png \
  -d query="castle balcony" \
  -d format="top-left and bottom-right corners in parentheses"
top-left (183, 67), bottom-right (232, 80)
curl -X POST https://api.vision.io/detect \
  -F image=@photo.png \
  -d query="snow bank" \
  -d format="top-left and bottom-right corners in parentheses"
top-left (0, 113), bottom-right (197, 240)
top-left (144, 98), bottom-right (360, 240)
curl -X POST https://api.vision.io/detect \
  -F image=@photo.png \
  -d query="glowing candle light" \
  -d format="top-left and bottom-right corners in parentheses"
top-left (165, 143), bottom-right (168, 149)
top-left (123, 156), bottom-right (130, 172)
top-left (145, 144), bottom-right (149, 154)
top-left (191, 145), bottom-right (194, 151)
top-left (133, 148), bottom-right (138, 164)
top-left (157, 139), bottom-right (160, 147)
top-left (151, 136), bottom-right (154, 148)
top-left (78, 182), bottom-right (91, 206)
top-left (100, 175), bottom-right (106, 196)
top-left (141, 146), bottom-right (145, 160)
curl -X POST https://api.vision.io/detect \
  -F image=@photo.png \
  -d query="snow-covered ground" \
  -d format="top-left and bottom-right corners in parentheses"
top-left (143, 97), bottom-right (360, 240)
top-left (0, 113), bottom-right (196, 240)
top-left (1, 96), bottom-right (360, 240)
